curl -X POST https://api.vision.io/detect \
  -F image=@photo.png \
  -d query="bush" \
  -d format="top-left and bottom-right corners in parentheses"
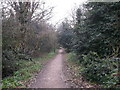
top-left (2, 50), bottom-right (32, 78)
top-left (67, 52), bottom-right (119, 88)
top-left (79, 52), bottom-right (118, 87)
top-left (68, 52), bottom-right (78, 61)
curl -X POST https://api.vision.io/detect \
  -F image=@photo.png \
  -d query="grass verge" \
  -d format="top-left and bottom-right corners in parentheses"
top-left (2, 51), bottom-right (55, 88)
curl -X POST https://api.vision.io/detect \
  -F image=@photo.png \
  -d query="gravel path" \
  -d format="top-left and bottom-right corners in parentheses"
top-left (30, 49), bottom-right (69, 88)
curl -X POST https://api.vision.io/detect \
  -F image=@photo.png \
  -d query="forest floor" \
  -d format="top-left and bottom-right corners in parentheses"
top-left (29, 49), bottom-right (98, 88)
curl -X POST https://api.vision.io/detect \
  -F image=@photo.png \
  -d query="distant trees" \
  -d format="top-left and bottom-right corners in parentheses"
top-left (2, 0), bottom-right (57, 77)
top-left (57, 19), bottom-right (74, 52)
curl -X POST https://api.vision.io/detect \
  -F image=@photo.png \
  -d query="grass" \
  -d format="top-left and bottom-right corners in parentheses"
top-left (2, 51), bottom-right (55, 88)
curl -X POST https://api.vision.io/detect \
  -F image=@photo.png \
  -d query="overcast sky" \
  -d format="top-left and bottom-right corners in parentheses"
top-left (45, 0), bottom-right (87, 25)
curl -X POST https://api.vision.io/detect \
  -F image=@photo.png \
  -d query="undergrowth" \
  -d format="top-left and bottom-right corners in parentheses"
top-left (2, 51), bottom-right (55, 88)
top-left (67, 52), bottom-right (119, 88)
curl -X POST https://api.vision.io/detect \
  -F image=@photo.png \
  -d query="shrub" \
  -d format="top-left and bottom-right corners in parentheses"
top-left (79, 52), bottom-right (118, 87)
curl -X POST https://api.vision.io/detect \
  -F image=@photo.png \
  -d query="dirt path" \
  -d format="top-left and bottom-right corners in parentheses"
top-left (30, 49), bottom-right (69, 88)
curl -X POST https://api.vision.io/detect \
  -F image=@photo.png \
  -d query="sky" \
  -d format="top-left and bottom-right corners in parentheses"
top-left (45, 0), bottom-right (87, 26)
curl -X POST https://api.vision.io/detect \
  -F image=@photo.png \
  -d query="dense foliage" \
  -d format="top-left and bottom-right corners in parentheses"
top-left (2, 1), bottom-right (57, 78)
top-left (57, 20), bottom-right (74, 52)
top-left (58, 2), bottom-right (120, 88)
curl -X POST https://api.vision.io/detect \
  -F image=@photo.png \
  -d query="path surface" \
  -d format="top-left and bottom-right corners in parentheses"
top-left (30, 49), bottom-right (69, 88)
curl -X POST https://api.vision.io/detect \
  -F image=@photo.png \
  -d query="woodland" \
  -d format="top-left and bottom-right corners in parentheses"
top-left (1, 0), bottom-right (120, 88)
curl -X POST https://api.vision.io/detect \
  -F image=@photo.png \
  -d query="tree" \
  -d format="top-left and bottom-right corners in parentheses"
top-left (59, 2), bottom-right (120, 87)
top-left (58, 19), bottom-right (74, 52)
top-left (71, 2), bottom-right (120, 57)
top-left (2, 0), bottom-right (56, 77)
